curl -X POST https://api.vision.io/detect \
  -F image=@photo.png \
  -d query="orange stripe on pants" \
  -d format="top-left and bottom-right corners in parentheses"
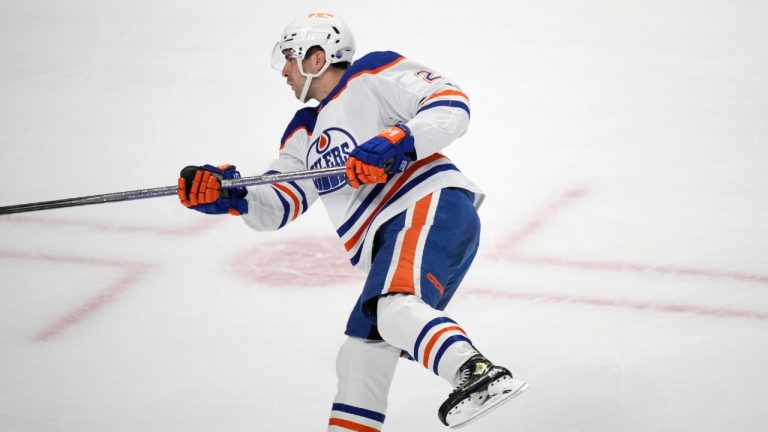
top-left (328, 418), bottom-right (380, 432)
top-left (388, 193), bottom-right (433, 294)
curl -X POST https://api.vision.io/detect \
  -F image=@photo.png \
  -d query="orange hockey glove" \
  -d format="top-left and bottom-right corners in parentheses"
top-left (345, 124), bottom-right (416, 189)
top-left (177, 164), bottom-right (248, 215)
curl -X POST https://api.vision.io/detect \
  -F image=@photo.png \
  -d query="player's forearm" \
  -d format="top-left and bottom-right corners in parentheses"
top-left (240, 186), bottom-right (298, 231)
top-left (406, 107), bottom-right (470, 159)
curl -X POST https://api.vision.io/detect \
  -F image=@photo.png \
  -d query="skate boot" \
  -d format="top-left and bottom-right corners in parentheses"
top-left (438, 354), bottom-right (528, 429)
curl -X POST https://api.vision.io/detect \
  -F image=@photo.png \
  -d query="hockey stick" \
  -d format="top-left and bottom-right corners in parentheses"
top-left (0, 166), bottom-right (347, 215)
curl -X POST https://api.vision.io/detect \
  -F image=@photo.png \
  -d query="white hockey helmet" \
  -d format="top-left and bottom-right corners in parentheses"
top-left (271, 13), bottom-right (355, 101)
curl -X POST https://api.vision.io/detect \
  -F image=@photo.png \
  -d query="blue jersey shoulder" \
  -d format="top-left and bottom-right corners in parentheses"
top-left (319, 51), bottom-right (405, 108)
top-left (281, 107), bottom-right (318, 149)
top-left (347, 51), bottom-right (404, 75)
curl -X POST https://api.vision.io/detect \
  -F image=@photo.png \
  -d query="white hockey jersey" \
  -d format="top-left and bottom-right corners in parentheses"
top-left (241, 51), bottom-right (484, 271)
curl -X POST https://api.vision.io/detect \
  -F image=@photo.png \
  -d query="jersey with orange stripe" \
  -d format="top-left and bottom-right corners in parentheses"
top-left (241, 51), bottom-right (483, 271)
top-left (241, 107), bottom-right (319, 231)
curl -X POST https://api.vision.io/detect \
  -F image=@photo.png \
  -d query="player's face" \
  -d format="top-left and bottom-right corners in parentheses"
top-left (281, 54), bottom-right (307, 100)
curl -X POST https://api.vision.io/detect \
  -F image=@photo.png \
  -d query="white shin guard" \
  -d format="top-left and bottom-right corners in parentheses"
top-left (377, 294), bottom-right (478, 386)
top-left (329, 337), bottom-right (400, 431)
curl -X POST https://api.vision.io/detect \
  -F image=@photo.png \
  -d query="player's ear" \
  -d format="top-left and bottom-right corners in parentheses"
top-left (312, 49), bottom-right (327, 72)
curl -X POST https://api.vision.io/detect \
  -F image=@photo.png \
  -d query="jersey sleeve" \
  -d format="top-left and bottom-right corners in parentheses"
top-left (240, 108), bottom-right (319, 232)
top-left (369, 54), bottom-right (471, 158)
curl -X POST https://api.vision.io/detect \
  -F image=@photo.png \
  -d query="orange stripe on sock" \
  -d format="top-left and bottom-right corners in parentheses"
top-left (387, 194), bottom-right (433, 294)
top-left (421, 325), bottom-right (467, 369)
top-left (272, 183), bottom-right (301, 220)
top-left (328, 418), bottom-right (380, 432)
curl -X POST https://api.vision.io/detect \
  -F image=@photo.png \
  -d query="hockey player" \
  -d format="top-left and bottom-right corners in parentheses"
top-left (177, 12), bottom-right (527, 430)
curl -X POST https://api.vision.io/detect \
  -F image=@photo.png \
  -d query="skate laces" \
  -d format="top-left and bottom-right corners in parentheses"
top-left (453, 356), bottom-right (492, 393)
top-left (457, 368), bottom-right (472, 387)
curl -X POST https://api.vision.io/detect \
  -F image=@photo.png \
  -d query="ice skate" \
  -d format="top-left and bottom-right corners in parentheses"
top-left (438, 355), bottom-right (528, 429)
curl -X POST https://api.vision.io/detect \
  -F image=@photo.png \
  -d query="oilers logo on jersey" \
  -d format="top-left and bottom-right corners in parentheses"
top-left (307, 127), bottom-right (358, 194)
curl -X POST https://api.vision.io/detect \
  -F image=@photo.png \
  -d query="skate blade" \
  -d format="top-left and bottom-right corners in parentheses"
top-left (447, 377), bottom-right (529, 429)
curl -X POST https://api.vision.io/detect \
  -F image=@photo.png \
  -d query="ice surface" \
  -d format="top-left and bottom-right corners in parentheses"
top-left (1, 1), bottom-right (767, 431)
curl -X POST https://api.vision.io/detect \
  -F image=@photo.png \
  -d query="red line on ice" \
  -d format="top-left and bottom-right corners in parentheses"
top-left (34, 266), bottom-right (149, 342)
top-left (0, 251), bottom-right (147, 268)
top-left (466, 287), bottom-right (768, 321)
top-left (0, 250), bottom-right (151, 341)
top-left (498, 187), bottom-right (590, 250)
top-left (506, 254), bottom-right (768, 285)
top-left (0, 215), bottom-right (220, 236)
top-left (494, 186), bottom-right (768, 285)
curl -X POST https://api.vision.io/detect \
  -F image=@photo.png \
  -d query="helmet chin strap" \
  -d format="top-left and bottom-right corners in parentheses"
top-left (297, 60), bottom-right (331, 103)
top-left (299, 75), bottom-right (313, 103)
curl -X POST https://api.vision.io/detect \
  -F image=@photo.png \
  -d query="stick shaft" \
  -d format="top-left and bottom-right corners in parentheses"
top-left (0, 166), bottom-right (347, 215)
